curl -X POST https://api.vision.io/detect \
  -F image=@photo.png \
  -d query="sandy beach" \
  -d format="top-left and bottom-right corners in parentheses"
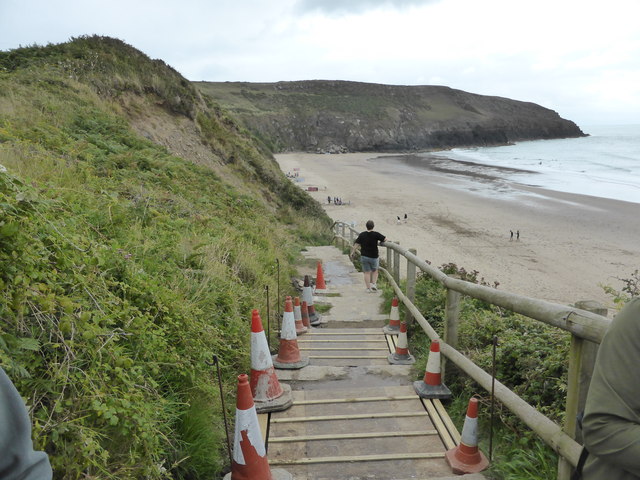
top-left (277, 152), bottom-right (640, 311)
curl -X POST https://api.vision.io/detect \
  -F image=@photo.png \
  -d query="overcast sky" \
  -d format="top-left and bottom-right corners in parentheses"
top-left (1, 0), bottom-right (639, 126)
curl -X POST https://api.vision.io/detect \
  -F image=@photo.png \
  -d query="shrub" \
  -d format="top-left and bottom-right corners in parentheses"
top-left (0, 37), bottom-right (330, 479)
top-left (407, 262), bottom-right (569, 478)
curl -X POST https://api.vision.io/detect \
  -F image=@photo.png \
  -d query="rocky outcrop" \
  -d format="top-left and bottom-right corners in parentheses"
top-left (195, 80), bottom-right (585, 153)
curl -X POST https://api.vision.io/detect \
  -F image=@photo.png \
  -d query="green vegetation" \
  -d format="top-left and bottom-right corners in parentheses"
top-left (195, 80), bottom-right (585, 153)
top-left (0, 37), bottom-right (331, 479)
top-left (196, 81), bottom-right (449, 119)
top-left (396, 266), bottom-right (634, 478)
top-left (602, 269), bottom-right (640, 309)
top-left (386, 264), bottom-right (570, 479)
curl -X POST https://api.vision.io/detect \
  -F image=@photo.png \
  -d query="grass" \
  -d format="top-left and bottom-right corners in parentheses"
top-left (314, 304), bottom-right (333, 314)
top-left (0, 36), bottom-right (332, 479)
top-left (375, 266), bottom-right (571, 479)
top-left (446, 393), bottom-right (559, 480)
top-left (194, 80), bottom-right (584, 153)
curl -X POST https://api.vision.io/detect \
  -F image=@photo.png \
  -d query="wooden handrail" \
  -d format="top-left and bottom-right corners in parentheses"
top-left (378, 266), bottom-right (582, 467)
top-left (381, 240), bottom-right (610, 343)
top-left (332, 221), bottom-right (610, 471)
top-left (335, 223), bottom-right (609, 342)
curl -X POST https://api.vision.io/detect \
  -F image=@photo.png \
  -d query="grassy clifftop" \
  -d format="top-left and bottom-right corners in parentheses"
top-left (196, 80), bottom-right (585, 153)
top-left (0, 36), bottom-right (330, 479)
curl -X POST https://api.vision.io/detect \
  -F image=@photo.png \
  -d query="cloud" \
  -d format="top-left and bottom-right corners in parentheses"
top-left (294, 0), bottom-right (438, 15)
top-left (1, 0), bottom-right (639, 124)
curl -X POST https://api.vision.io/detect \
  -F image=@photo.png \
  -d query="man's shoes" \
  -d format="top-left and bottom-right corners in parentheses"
top-left (366, 288), bottom-right (372, 293)
top-left (371, 284), bottom-right (378, 291)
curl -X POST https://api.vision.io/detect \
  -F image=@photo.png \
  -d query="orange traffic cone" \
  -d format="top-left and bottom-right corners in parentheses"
top-left (382, 297), bottom-right (401, 335)
top-left (223, 374), bottom-right (292, 480)
top-left (272, 297), bottom-right (309, 369)
top-left (302, 275), bottom-right (321, 326)
top-left (413, 339), bottom-right (451, 399)
top-left (292, 297), bottom-right (308, 335)
top-left (315, 261), bottom-right (327, 293)
top-left (388, 321), bottom-right (415, 365)
top-left (249, 309), bottom-right (292, 413)
top-left (445, 397), bottom-right (490, 474)
top-left (301, 300), bottom-right (312, 329)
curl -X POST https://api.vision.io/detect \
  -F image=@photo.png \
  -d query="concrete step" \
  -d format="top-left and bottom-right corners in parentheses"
top-left (277, 246), bottom-right (489, 480)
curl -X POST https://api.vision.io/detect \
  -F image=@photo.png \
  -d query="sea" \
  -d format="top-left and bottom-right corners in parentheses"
top-left (428, 124), bottom-right (640, 205)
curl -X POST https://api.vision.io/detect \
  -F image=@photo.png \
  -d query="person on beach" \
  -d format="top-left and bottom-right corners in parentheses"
top-left (581, 298), bottom-right (640, 479)
top-left (349, 220), bottom-right (386, 292)
top-left (510, 230), bottom-right (514, 241)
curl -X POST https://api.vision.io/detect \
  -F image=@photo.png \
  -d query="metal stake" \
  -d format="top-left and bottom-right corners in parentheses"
top-left (207, 355), bottom-right (232, 464)
top-left (265, 285), bottom-right (270, 350)
top-left (276, 258), bottom-right (281, 333)
top-left (489, 335), bottom-right (498, 461)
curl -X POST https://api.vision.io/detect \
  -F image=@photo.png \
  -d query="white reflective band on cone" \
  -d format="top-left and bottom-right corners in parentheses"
top-left (302, 286), bottom-right (313, 305)
top-left (280, 313), bottom-right (297, 340)
top-left (233, 407), bottom-right (266, 464)
top-left (426, 350), bottom-right (440, 373)
top-left (461, 416), bottom-right (478, 446)
top-left (251, 331), bottom-right (273, 370)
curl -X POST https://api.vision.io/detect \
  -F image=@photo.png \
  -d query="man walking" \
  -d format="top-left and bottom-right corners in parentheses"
top-left (350, 220), bottom-right (386, 292)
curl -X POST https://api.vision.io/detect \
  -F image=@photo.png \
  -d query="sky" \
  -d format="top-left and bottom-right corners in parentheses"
top-left (1, 0), bottom-right (640, 127)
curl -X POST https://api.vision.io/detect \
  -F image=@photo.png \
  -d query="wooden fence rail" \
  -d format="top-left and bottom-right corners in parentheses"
top-left (332, 221), bottom-right (611, 479)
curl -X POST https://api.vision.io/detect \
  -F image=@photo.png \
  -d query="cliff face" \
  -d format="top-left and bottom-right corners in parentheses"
top-left (196, 80), bottom-right (585, 153)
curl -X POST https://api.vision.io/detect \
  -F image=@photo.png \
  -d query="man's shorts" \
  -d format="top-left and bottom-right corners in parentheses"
top-left (360, 255), bottom-right (379, 272)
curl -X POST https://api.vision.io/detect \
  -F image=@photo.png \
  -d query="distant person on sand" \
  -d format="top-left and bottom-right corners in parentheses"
top-left (350, 220), bottom-right (386, 293)
top-left (397, 216), bottom-right (401, 224)
top-left (516, 230), bottom-right (520, 241)
top-left (404, 213), bottom-right (408, 223)
top-left (582, 298), bottom-right (640, 479)
top-left (328, 196), bottom-right (331, 204)
top-left (510, 230), bottom-right (514, 241)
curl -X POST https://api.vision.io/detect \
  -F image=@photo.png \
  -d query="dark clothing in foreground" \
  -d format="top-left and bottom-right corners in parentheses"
top-left (0, 368), bottom-right (53, 480)
top-left (582, 298), bottom-right (640, 479)
top-left (354, 230), bottom-right (386, 259)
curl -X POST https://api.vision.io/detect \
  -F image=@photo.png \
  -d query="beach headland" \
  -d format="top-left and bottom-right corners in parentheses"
top-left (276, 152), bottom-right (640, 311)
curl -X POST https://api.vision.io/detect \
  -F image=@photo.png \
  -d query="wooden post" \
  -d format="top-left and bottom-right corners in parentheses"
top-left (393, 244), bottom-right (400, 284)
top-left (386, 246), bottom-right (392, 273)
top-left (558, 300), bottom-right (605, 480)
top-left (443, 287), bottom-right (461, 382)
top-left (404, 249), bottom-right (417, 325)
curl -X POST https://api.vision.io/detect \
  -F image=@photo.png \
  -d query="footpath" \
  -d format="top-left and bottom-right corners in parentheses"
top-left (265, 245), bottom-right (487, 480)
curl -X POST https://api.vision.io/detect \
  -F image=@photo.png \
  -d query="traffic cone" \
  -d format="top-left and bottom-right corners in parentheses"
top-left (445, 397), bottom-right (489, 474)
top-left (293, 297), bottom-right (308, 335)
top-left (272, 297), bottom-right (309, 369)
top-left (301, 300), bottom-right (312, 329)
top-left (388, 321), bottom-right (415, 365)
top-left (302, 275), bottom-right (321, 326)
top-left (315, 261), bottom-right (327, 293)
top-left (249, 309), bottom-right (293, 413)
top-left (382, 297), bottom-right (401, 335)
top-left (413, 339), bottom-right (451, 399)
top-left (223, 374), bottom-right (293, 480)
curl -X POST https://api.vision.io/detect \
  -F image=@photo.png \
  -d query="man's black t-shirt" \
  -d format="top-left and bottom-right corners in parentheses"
top-left (355, 230), bottom-right (386, 258)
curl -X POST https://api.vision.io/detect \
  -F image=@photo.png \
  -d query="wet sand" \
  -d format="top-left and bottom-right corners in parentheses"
top-left (277, 152), bottom-right (640, 310)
